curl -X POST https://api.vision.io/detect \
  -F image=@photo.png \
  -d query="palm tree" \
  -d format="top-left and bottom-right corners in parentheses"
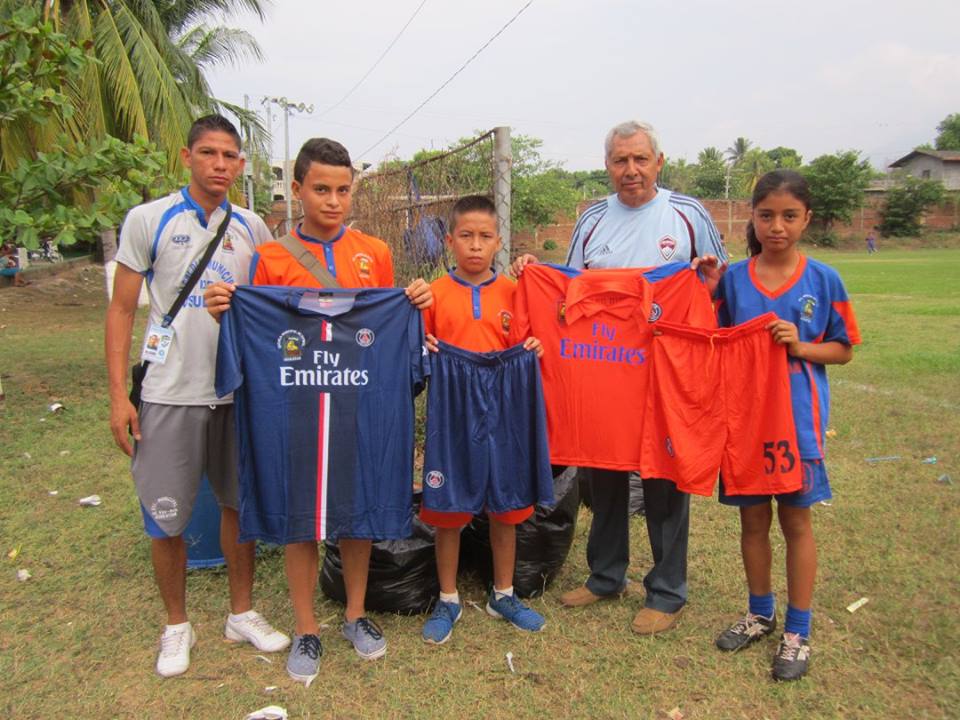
top-left (725, 137), bottom-right (752, 166)
top-left (698, 147), bottom-right (724, 165)
top-left (1, 0), bottom-right (269, 171)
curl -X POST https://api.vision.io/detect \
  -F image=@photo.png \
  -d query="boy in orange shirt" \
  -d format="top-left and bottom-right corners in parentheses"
top-left (206, 138), bottom-right (431, 683)
top-left (419, 195), bottom-right (549, 644)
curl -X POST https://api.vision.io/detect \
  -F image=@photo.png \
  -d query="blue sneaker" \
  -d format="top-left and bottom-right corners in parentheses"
top-left (342, 617), bottom-right (387, 660)
top-left (422, 600), bottom-right (462, 645)
top-left (486, 591), bottom-right (545, 632)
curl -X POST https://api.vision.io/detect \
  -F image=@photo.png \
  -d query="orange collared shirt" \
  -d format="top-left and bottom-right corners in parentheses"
top-left (251, 225), bottom-right (395, 288)
top-left (423, 272), bottom-right (518, 352)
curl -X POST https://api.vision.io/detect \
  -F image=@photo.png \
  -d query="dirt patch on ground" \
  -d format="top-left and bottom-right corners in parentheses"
top-left (0, 262), bottom-right (107, 312)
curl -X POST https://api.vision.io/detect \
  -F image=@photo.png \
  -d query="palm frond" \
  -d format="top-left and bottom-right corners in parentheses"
top-left (178, 24), bottom-right (264, 68)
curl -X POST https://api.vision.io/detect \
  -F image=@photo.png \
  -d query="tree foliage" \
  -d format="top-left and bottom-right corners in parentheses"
top-left (879, 174), bottom-right (946, 236)
top-left (766, 146), bottom-right (802, 168)
top-left (0, 0), bottom-right (268, 172)
top-left (0, 9), bottom-right (168, 248)
top-left (934, 113), bottom-right (960, 151)
top-left (800, 151), bottom-right (873, 229)
top-left (725, 137), bottom-right (752, 165)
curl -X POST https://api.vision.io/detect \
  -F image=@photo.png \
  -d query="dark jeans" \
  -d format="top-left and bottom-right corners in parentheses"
top-left (584, 470), bottom-right (689, 613)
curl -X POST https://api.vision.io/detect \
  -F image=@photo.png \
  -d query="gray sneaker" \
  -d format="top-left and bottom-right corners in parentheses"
top-left (342, 617), bottom-right (387, 660)
top-left (286, 633), bottom-right (322, 686)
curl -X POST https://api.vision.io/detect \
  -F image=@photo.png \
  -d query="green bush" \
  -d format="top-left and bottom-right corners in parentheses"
top-left (880, 175), bottom-right (946, 236)
top-left (543, 239), bottom-right (558, 250)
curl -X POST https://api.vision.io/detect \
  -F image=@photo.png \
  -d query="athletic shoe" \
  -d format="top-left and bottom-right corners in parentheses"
top-left (422, 600), bottom-right (463, 645)
top-left (630, 607), bottom-right (683, 635)
top-left (156, 622), bottom-right (196, 678)
top-left (225, 610), bottom-right (291, 652)
top-left (715, 612), bottom-right (777, 652)
top-left (342, 617), bottom-right (387, 660)
top-left (772, 632), bottom-right (811, 681)
top-left (286, 633), bottom-right (323, 685)
top-left (486, 591), bottom-right (545, 632)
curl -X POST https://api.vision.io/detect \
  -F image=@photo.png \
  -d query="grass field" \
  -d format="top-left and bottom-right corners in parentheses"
top-left (1, 246), bottom-right (958, 719)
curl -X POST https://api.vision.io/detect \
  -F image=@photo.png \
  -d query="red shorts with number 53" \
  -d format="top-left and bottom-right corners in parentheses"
top-left (640, 312), bottom-right (802, 496)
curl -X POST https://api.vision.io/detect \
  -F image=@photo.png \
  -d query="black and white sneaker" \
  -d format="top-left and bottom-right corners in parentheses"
top-left (715, 612), bottom-right (776, 652)
top-left (772, 632), bottom-right (811, 681)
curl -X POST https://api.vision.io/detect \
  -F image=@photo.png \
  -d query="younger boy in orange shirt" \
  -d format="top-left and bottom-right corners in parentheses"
top-left (420, 195), bottom-right (549, 644)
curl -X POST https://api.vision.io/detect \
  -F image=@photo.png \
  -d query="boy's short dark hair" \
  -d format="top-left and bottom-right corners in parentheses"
top-left (187, 114), bottom-right (242, 150)
top-left (294, 138), bottom-right (353, 183)
top-left (450, 194), bottom-right (497, 230)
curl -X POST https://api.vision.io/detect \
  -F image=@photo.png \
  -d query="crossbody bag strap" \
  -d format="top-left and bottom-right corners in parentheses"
top-left (276, 231), bottom-right (342, 289)
top-left (162, 205), bottom-right (233, 327)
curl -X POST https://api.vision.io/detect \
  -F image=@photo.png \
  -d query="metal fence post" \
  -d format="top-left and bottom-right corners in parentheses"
top-left (494, 126), bottom-right (512, 271)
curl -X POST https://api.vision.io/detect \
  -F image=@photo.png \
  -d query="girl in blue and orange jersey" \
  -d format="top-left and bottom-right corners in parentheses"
top-left (712, 170), bottom-right (861, 681)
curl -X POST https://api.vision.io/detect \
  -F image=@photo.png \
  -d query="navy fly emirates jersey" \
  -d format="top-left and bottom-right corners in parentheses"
top-left (216, 286), bottom-right (429, 543)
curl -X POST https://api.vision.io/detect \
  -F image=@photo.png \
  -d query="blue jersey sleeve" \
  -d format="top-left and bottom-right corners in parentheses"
top-left (409, 304), bottom-right (430, 395)
top-left (821, 269), bottom-right (861, 346)
top-left (715, 272), bottom-right (733, 327)
top-left (215, 304), bottom-right (244, 398)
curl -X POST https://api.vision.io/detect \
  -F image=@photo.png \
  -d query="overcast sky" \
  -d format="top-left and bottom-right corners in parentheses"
top-left (206, 0), bottom-right (960, 172)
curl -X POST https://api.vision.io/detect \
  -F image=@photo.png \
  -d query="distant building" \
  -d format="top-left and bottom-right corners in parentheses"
top-left (888, 149), bottom-right (960, 190)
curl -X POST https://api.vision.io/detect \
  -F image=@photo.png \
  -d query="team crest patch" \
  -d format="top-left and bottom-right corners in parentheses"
top-left (648, 302), bottom-right (663, 323)
top-left (277, 329), bottom-right (306, 361)
top-left (799, 294), bottom-right (817, 323)
top-left (658, 236), bottom-right (677, 260)
top-left (356, 328), bottom-right (375, 347)
top-left (499, 310), bottom-right (512, 334)
top-left (557, 301), bottom-right (567, 324)
top-left (151, 496), bottom-right (178, 521)
top-left (353, 253), bottom-right (373, 279)
top-left (221, 233), bottom-right (234, 253)
top-left (425, 470), bottom-right (445, 489)
top-left (171, 234), bottom-right (191, 247)
top-left (665, 436), bottom-right (675, 458)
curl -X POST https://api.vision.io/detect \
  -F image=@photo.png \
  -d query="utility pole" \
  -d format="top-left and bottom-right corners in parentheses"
top-left (243, 94), bottom-right (255, 210)
top-left (265, 97), bottom-right (314, 231)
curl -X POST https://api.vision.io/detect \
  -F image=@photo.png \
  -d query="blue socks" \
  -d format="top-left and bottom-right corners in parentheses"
top-left (748, 592), bottom-right (775, 619)
top-left (784, 604), bottom-right (812, 637)
top-left (747, 595), bottom-right (812, 637)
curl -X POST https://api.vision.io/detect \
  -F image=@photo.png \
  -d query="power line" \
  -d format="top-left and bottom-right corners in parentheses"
top-left (357, 0), bottom-right (534, 160)
top-left (316, 0), bottom-right (429, 119)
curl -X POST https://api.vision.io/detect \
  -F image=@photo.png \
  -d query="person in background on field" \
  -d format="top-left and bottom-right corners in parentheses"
top-left (866, 229), bottom-right (877, 254)
top-left (712, 169), bottom-right (860, 681)
top-left (105, 115), bottom-right (288, 678)
top-left (1, 242), bottom-right (27, 286)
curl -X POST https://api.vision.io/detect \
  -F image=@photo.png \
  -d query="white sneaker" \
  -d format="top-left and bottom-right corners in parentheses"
top-left (156, 622), bottom-right (196, 677)
top-left (224, 610), bottom-right (290, 652)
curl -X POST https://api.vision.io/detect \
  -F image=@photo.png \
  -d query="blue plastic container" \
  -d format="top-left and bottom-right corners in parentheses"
top-left (183, 475), bottom-right (225, 569)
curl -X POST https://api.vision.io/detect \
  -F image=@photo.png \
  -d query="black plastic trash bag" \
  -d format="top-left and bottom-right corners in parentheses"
top-left (320, 511), bottom-right (439, 615)
top-left (578, 469), bottom-right (645, 516)
top-left (459, 465), bottom-right (579, 598)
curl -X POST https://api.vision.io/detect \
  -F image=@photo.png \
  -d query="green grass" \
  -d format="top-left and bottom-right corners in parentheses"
top-left (1, 252), bottom-right (958, 719)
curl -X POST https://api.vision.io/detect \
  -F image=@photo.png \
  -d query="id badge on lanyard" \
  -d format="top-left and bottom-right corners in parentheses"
top-left (140, 323), bottom-right (175, 364)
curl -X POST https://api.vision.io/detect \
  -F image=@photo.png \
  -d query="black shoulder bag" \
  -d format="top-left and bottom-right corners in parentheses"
top-left (129, 206), bottom-right (233, 408)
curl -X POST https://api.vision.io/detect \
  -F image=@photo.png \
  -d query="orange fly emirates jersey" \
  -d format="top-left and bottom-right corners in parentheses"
top-left (513, 263), bottom-right (715, 470)
top-left (250, 224), bottom-right (394, 288)
top-left (423, 271), bottom-right (516, 352)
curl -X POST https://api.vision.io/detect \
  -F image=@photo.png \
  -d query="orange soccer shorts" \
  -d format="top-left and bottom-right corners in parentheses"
top-left (640, 312), bottom-right (802, 497)
top-left (419, 506), bottom-right (535, 529)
